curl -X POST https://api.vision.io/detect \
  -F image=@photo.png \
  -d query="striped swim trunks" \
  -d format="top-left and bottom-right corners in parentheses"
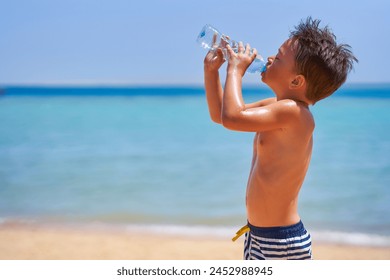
top-left (234, 220), bottom-right (312, 260)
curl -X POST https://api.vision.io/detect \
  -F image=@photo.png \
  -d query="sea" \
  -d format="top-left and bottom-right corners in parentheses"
top-left (0, 84), bottom-right (389, 247)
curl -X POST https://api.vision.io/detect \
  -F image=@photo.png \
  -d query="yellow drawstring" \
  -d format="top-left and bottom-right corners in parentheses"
top-left (232, 224), bottom-right (250, 242)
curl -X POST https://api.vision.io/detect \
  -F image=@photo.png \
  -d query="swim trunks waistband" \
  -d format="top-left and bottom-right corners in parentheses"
top-left (247, 220), bottom-right (306, 239)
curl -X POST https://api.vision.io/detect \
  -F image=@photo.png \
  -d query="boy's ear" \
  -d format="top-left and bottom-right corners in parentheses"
top-left (290, 75), bottom-right (306, 89)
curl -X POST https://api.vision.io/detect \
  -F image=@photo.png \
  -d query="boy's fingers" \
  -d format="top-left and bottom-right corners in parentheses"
top-left (251, 48), bottom-right (258, 60)
top-left (226, 44), bottom-right (234, 56)
top-left (221, 34), bottom-right (228, 48)
top-left (216, 48), bottom-right (224, 58)
top-left (217, 48), bottom-right (227, 61)
top-left (212, 33), bottom-right (218, 47)
top-left (245, 43), bottom-right (251, 55)
top-left (238, 41), bottom-right (244, 53)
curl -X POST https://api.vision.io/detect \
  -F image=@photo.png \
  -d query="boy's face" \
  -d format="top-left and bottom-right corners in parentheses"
top-left (261, 39), bottom-right (298, 93)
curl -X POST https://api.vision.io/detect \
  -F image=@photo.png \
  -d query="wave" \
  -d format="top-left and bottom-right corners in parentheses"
top-left (312, 230), bottom-right (390, 247)
top-left (1, 218), bottom-right (389, 248)
top-left (125, 224), bottom-right (390, 248)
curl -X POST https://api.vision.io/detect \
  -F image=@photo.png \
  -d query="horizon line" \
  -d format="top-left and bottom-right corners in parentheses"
top-left (2, 81), bottom-right (390, 89)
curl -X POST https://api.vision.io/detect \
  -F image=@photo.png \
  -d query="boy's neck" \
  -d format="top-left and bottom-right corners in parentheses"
top-left (276, 90), bottom-right (311, 106)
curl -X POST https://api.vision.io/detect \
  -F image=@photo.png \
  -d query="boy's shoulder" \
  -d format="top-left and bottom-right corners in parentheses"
top-left (271, 98), bottom-right (310, 113)
top-left (251, 97), bottom-right (306, 109)
top-left (273, 98), bottom-right (315, 130)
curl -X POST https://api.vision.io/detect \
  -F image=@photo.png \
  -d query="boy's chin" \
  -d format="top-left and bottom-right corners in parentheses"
top-left (260, 75), bottom-right (268, 84)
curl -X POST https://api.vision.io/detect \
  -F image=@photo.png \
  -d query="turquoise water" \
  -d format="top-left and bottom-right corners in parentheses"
top-left (0, 85), bottom-right (389, 245)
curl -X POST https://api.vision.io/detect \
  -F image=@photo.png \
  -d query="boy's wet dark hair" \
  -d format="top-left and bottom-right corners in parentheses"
top-left (290, 17), bottom-right (358, 104)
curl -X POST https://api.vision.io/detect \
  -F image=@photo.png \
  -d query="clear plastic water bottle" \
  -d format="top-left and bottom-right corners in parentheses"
top-left (197, 24), bottom-right (267, 73)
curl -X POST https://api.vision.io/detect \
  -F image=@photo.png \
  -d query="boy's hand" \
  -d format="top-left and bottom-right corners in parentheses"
top-left (204, 33), bottom-right (227, 72)
top-left (226, 42), bottom-right (257, 76)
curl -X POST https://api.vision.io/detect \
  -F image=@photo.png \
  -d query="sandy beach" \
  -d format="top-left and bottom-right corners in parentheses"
top-left (1, 223), bottom-right (389, 260)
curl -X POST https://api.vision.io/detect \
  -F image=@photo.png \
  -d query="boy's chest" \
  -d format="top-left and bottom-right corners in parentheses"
top-left (254, 129), bottom-right (295, 156)
top-left (255, 129), bottom-right (284, 146)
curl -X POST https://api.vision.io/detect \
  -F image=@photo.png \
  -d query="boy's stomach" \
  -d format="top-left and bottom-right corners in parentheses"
top-left (246, 171), bottom-right (302, 227)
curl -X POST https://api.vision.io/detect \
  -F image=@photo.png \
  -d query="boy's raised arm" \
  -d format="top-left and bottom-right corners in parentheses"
top-left (222, 43), bottom-right (296, 132)
top-left (204, 69), bottom-right (223, 124)
top-left (204, 47), bottom-right (226, 124)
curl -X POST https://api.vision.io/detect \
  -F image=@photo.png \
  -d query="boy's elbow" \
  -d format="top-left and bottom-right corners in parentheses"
top-left (221, 111), bottom-right (241, 130)
top-left (211, 116), bottom-right (222, 125)
top-left (210, 112), bottom-right (222, 124)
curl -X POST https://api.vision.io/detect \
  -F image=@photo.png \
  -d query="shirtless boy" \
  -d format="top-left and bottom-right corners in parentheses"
top-left (203, 18), bottom-right (357, 260)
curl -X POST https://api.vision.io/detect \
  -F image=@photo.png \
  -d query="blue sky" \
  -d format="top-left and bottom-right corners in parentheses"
top-left (1, 0), bottom-right (389, 86)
